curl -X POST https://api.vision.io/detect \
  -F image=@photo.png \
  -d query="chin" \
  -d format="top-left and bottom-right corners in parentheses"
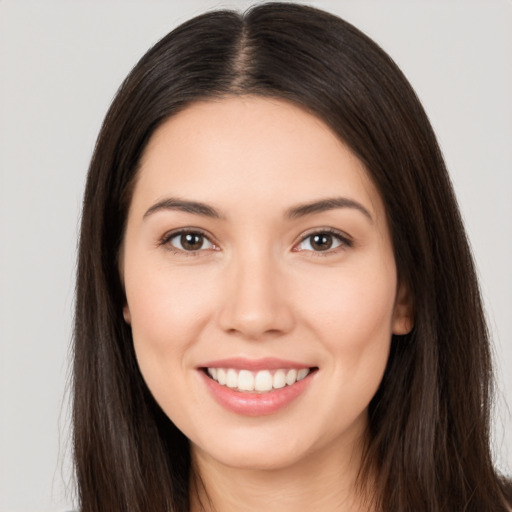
top-left (190, 422), bottom-right (332, 473)
top-left (202, 444), bottom-right (308, 472)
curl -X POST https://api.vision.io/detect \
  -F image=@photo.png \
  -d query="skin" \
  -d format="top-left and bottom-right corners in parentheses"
top-left (120, 96), bottom-right (413, 511)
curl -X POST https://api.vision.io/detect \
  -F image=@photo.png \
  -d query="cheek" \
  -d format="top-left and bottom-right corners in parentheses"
top-left (299, 261), bottom-right (397, 341)
top-left (295, 258), bottom-right (396, 388)
top-left (124, 264), bottom-right (217, 376)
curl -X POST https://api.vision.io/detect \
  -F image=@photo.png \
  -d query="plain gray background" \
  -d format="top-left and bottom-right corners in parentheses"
top-left (0, 1), bottom-right (511, 510)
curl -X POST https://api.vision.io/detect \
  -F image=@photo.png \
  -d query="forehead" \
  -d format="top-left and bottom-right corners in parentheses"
top-left (133, 96), bottom-right (384, 221)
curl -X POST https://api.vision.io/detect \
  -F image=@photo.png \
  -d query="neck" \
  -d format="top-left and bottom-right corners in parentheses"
top-left (189, 434), bottom-right (375, 512)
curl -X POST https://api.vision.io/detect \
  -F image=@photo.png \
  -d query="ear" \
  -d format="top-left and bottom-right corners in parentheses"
top-left (392, 282), bottom-right (414, 335)
top-left (123, 304), bottom-right (132, 325)
top-left (118, 245), bottom-right (131, 325)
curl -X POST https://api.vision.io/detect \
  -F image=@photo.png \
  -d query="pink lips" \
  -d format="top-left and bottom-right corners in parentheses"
top-left (198, 357), bottom-right (316, 416)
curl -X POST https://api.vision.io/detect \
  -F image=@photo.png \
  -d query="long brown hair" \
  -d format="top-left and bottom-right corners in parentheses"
top-left (73, 3), bottom-right (511, 510)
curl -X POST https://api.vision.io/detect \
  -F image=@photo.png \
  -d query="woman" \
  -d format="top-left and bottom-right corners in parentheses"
top-left (73, 3), bottom-right (512, 511)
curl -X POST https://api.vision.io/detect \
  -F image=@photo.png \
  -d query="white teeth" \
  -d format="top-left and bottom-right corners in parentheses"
top-left (206, 367), bottom-right (312, 392)
top-left (238, 370), bottom-right (255, 391)
top-left (226, 369), bottom-right (238, 388)
top-left (254, 370), bottom-right (273, 392)
top-left (297, 368), bottom-right (309, 381)
top-left (285, 369), bottom-right (297, 386)
top-left (272, 369), bottom-right (286, 389)
top-left (217, 368), bottom-right (226, 385)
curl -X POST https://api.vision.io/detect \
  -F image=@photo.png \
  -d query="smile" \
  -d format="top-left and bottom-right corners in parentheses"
top-left (199, 359), bottom-right (318, 416)
top-left (206, 367), bottom-right (311, 393)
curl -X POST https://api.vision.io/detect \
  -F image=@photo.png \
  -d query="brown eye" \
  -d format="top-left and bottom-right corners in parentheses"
top-left (167, 231), bottom-right (214, 252)
top-left (180, 233), bottom-right (204, 250)
top-left (296, 231), bottom-right (347, 253)
top-left (310, 233), bottom-right (333, 251)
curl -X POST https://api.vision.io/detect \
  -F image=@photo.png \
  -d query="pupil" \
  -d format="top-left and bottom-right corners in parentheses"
top-left (181, 233), bottom-right (202, 250)
top-left (312, 234), bottom-right (332, 251)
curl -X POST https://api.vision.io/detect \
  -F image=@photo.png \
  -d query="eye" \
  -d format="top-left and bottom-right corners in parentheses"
top-left (295, 230), bottom-right (350, 253)
top-left (163, 230), bottom-right (215, 252)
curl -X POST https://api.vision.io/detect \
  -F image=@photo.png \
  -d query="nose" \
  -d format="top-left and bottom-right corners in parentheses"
top-left (216, 249), bottom-right (295, 340)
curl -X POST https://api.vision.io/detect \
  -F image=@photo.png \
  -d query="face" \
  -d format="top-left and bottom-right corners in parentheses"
top-left (121, 97), bottom-right (412, 472)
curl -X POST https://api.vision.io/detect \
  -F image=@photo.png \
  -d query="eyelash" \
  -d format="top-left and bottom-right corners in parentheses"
top-left (159, 228), bottom-right (352, 256)
top-left (159, 229), bottom-right (217, 256)
top-left (293, 228), bottom-right (353, 255)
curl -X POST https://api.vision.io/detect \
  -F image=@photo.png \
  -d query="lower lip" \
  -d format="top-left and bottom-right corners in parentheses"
top-left (200, 370), bottom-right (314, 416)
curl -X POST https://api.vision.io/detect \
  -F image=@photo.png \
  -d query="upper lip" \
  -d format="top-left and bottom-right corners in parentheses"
top-left (198, 357), bottom-right (314, 371)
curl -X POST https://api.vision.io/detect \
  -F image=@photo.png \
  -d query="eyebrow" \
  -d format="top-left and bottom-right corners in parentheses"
top-left (285, 197), bottom-right (373, 222)
top-left (143, 196), bottom-right (373, 222)
top-left (144, 197), bottom-right (224, 219)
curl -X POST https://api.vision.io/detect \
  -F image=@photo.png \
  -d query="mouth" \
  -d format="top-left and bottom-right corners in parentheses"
top-left (202, 367), bottom-right (317, 393)
top-left (198, 359), bottom-right (318, 416)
